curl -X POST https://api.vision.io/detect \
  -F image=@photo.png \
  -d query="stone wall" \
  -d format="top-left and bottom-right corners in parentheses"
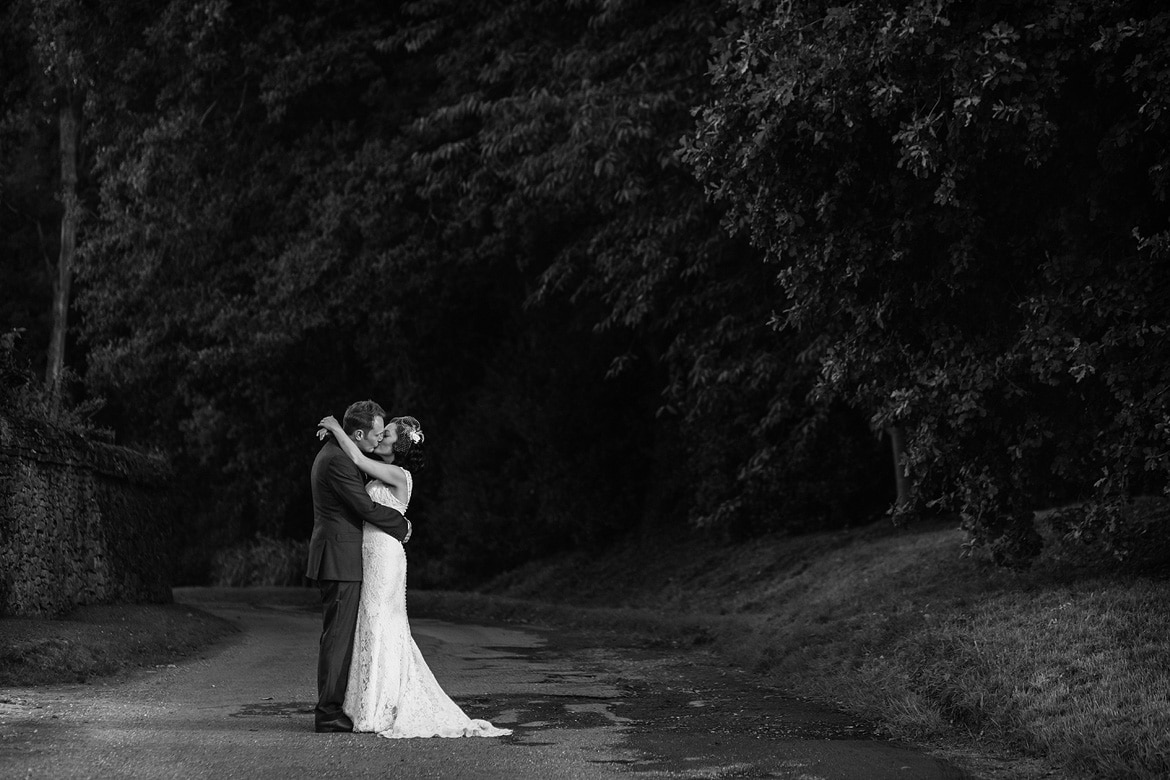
top-left (0, 413), bottom-right (173, 617)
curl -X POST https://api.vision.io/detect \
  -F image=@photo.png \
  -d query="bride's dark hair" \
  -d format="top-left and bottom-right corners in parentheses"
top-left (389, 416), bottom-right (427, 473)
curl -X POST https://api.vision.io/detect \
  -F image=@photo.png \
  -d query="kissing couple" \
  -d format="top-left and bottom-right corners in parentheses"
top-left (305, 399), bottom-right (510, 739)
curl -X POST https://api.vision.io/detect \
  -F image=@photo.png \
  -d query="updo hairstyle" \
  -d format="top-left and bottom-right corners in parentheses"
top-left (389, 415), bottom-right (427, 473)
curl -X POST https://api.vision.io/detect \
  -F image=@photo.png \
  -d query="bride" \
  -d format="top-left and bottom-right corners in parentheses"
top-left (317, 414), bottom-right (511, 739)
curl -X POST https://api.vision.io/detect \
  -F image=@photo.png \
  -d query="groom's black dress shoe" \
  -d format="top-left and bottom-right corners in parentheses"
top-left (315, 714), bottom-right (354, 733)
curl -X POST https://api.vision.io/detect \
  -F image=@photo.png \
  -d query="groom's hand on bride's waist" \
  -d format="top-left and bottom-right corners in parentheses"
top-left (403, 518), bottom-right (412, 544)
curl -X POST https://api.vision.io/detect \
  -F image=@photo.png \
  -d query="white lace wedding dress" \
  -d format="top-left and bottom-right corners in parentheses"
top-left (343, 471), bottom-right (511, 739)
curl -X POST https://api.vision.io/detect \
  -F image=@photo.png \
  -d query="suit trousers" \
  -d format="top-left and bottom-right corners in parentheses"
top-left (315, 579), bottom-right (362, 728)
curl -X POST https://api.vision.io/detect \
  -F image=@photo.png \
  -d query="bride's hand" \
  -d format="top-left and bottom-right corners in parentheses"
top-left (318, 415), bottom-right (344, 440)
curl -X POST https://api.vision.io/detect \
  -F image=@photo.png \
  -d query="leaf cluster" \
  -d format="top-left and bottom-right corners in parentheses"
top-left (687, 0), bottom-right (1170, 562)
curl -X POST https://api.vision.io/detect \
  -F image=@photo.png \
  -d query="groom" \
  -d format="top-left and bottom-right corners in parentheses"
top-left (306, 399), bottom-right (412, 733)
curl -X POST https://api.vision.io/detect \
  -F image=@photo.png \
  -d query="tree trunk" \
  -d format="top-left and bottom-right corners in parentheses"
top-left (45, 94), bottom-right (81, 412)
top-left (887, 425), bottom-right (910, 509)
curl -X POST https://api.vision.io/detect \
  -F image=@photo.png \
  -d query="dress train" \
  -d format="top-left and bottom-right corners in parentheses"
top-left (343, 472), bottom-right (511, 739)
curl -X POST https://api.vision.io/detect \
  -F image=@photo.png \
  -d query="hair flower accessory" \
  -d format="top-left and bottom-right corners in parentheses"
top-left (389, 416), bottom-right (424, 451)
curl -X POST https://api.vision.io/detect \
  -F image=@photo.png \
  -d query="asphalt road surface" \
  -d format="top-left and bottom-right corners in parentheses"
top-left (0, 588), bottom-right (979, 779)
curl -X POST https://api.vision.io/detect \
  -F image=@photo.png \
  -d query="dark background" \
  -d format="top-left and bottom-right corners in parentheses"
top-left (3, 0), bottom-right (1168, 584)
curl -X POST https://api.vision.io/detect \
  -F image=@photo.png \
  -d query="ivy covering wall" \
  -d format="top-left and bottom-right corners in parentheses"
top-left (0, 414), bottom-right (172, 617)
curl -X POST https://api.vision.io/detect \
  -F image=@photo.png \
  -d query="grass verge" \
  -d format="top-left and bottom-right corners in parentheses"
top-left (0, 602), bottom-right (238, 686)
top-left (473, 517), bottom-right (1170, 780)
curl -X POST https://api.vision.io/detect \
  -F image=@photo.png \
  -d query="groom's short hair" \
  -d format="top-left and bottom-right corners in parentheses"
top-left (343, 400), bottom-right (386, 435)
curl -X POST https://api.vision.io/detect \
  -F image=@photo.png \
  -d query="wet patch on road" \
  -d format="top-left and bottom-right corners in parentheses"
top-left (230, 701), bottom-right (314, 719)
top-left (459, 669), bottom-right (871, 741)
top-left (457, 637), bottom-right (975, 779)
top-left (462, 634), bottom-right (878, 742)
top-left (461, 692), bottom-right (632, 732)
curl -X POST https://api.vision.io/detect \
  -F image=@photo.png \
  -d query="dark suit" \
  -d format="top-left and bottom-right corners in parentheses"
top-left (307, 439), bottom-right (411, 731)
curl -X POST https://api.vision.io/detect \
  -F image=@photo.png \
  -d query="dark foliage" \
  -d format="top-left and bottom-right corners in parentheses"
top-left (0, 0), bottom-right (880, 585)
top-left (685, 0), bottom-right (1170, 563)
top-left (14, 0), bottom-right (1164, 582)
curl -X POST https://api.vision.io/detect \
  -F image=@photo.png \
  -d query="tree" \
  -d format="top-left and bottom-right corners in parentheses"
top-left (686, 0), bottom-right (1170, 562)
top-left (392, 0), bottom-right (890, 540)
top-left (69, 0), bottom-right (891, 583)
top-left (2, 0), bottom-right (143, 412)
top-left (1, 11), bottom-right (55, 376)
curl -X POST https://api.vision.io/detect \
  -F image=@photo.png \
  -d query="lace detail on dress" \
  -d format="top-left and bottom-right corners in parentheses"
top-left (343, 469), bottom-right (510, 739)
top-left (365, 469), bottom-right (411, 515)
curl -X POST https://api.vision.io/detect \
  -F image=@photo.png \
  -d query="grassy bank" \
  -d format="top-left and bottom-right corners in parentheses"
top-left (0, 603), bottom-right (238, 686)
top-left (464, 518), bottom-right (1170, 780)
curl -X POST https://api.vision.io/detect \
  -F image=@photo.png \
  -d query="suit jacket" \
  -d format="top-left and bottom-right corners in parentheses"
top-left (305, 439), bottom-right (412, 582)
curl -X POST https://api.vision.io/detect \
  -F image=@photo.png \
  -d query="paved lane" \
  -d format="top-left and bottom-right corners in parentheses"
top-left (0, 588), bottom-right (976, 779)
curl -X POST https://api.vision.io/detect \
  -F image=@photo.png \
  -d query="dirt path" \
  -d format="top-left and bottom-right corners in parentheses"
top-left (0, 588), bottom-right (981, 779)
